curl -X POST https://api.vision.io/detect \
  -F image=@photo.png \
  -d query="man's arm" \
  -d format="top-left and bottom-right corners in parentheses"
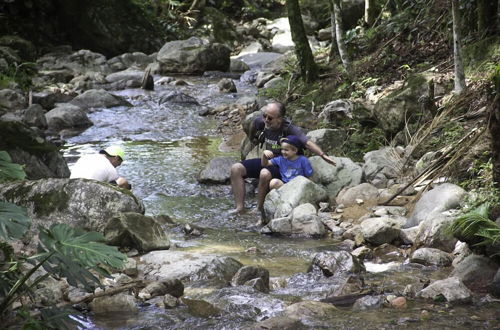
top-left (305, 140), bottom-right (336, 166)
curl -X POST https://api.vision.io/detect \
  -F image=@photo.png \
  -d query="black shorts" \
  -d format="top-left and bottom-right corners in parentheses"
top-left (242, 158), bottom-right (281, 180)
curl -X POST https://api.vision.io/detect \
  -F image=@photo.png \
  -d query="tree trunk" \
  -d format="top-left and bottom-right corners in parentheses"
top-left (364, 0), bottom-right (377, 26)
top-left (477, 0), bottom-right (498, 36)
top-left (451, 0), bottom-right (466, 94)
top-left (328, 1), bottom-right (337, 61)
top-left (286, 0), bottom-right (318, 83)
top-left (490, 69), bottom-right (500, 186)
top-left (332, 0), bottom-right (351, 75)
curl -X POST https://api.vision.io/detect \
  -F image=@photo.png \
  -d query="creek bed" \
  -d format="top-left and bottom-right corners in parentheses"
top-left (64, 77), bottom-right (500, 329)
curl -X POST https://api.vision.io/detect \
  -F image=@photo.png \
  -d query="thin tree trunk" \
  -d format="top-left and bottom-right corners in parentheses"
top-left (365, 0), bottom-right (377, 26)
top-left (286, 0), bottom-right (318, 82)
top-left (332, 0), bottom-right (351, 75)
top-left (451, 0), bottom-right (466, 94)
top-left (490, 71), bottom-right (500, 185)
top-left (328, 1), bottom-right (337, 62)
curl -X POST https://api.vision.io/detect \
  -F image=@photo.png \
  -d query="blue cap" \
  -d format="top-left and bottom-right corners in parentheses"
top-left (281, 135), bottom-right (304, 150)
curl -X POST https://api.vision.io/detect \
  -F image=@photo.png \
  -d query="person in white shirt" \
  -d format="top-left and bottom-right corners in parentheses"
top-left (70, 145), bottom-right (131, 189)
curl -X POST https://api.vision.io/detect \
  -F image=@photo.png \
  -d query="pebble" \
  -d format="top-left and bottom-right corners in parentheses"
top-left (391, 296), bottom-right (407, 309)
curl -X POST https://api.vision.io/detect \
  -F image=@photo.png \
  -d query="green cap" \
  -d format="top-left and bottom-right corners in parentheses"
top-left (100, 146), bottom-right (125, 161)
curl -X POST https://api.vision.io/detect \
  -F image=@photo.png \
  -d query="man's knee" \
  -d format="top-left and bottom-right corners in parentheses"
top-left (259, 169), bottom-right (272, 181)
top-left (231, 163), bottom-right (246, 177)
top-left (116, 177), bottom-right (131, 190)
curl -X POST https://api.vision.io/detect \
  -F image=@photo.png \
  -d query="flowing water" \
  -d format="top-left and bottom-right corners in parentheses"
top-left (64, 76), bottom-right (500, 329)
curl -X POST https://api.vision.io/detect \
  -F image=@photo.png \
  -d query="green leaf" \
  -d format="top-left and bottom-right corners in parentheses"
top-left (0, 150), bottom-right (26, 183)
top-left (37, 224), bottom-right (127, 290)
top-left (0, 201), bottom-right (31, 240)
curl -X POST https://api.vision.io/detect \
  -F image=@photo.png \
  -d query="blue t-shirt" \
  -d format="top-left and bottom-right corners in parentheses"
top-left (270, 155), bottom-right (313, 183)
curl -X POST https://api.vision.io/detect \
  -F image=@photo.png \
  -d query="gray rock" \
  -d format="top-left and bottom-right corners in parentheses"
top-left (451, 254), bottom-right (499, 292)
top-left (107, 52), bottom-right (153, 71)
top-left (311, 156), bottom-right (363, 198)
top-left (413, 214), bottom-right (457, 252)
top-left (230, 59), bottom-right (250, 72)
top-left (319, 99), bottom-right (373, 125)
top-left (282, 300), bottom-right (338, 327)
top-left (231, 265), bottom-right (270, 293)
top-left (263, 176), bottom-right (328, 220)
top-left (22, 104), bottom-right (48, 129)
top-left (45, 103), bottom-right (93, 130)
top-left (0, 121), bottom-right (70, 179)
top-left (89, 293), bottom-right (138, 314)
top-left (217, 78), bottom-right (237, 93)
top-left (157, 37), bottom-right (231, 74)
top-left (336, 183), bottom-right (379, 206)
top-left (267, 217), bottom-right (292, 234)
top-left (0, 89), bottom-right (26, 113)
top-left (0, 178), bottom-right (145, 235)
top-left (251, 316), bottom-right (303, 330)
top-left (236, 52), bottom-right (283, 70)
top-left (263, 77), bottom-right (285, 89)
top-left (406, 183), bottom-right (466, 228)
top-left (104, 212), bottom-right (170, 253)
top-left (360, 216), bottom-right (401, 246)
top-left (198, 156), bottom-right (236, 184)
top-left (158, 91), bottom-right (199, 105)
top-left (410, 247), bottom-right (452, 266)
top-left (139, 251), bottom-right (242, 287)
top-left (306, 129), bottom-right (347, 154)
top-left (417, 277), bottom-right (472, 304)
top-left (353, 295), bottom-right (383, 311)
top-left (491, 268), bottom-right (500, 298)
top-left (105, 69), bottom-right (144, 83)
top-left (309, 251), bottom-right (365, 277)
top-left (362, 147), bottom-right (401, 188)
top-left (70, 89), bottom-right (132, 110)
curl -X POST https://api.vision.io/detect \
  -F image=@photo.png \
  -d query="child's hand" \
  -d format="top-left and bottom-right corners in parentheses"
top-left (263, 150), bottom-right (274, 160)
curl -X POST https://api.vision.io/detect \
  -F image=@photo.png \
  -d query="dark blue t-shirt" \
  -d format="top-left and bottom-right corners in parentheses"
top-left (270, 155), bottom-right (313, 183)
top-left (253, 117), bottom-right (308, 155)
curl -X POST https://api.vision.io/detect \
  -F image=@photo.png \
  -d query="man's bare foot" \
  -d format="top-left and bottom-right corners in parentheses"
top-left (229, 208), bottom-right (246, 215)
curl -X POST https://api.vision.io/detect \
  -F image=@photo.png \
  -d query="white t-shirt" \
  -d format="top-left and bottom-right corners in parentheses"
top-left (70, 154), bottom-right (119, 183)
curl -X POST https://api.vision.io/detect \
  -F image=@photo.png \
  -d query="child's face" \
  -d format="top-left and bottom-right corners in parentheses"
top-left (281, 142), bottom-right (298, 159)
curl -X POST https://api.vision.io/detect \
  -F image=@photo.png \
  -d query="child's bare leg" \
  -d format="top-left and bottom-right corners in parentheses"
top-left (269, 178), bottom-right (284, 190)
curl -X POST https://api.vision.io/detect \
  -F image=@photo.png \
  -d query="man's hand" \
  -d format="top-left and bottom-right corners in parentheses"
top-left (321, 153), bottom-right (336, 166)
top-left (263, 150), bottom-right (274, 160)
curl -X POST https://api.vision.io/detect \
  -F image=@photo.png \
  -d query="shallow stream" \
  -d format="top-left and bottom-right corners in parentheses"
top-left (64, 76), bottom-right (500, 329)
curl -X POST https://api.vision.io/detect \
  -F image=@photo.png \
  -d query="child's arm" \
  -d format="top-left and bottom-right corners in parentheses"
top-left (261, 150), bottom-right (275, 167)
top-left (302, 157), bottom-right (314, 178)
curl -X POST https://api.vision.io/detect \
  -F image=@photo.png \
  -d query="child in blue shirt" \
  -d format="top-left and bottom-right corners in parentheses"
top-left (261, 135), bottom-right (313, 191)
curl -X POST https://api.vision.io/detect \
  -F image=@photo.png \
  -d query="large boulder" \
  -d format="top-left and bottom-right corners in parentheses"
top-left (362, 147), bottom-right (401, 188)
top-left (336, 183), bottom-right (379, 206)
top-left (306, 130), bottom-right (347, 156)
top-left (406, 183), bottom-right (466, 228)
top-left (372, 74), bottom-right (430, 136)
top-left (156, 37), bottom-right (231, 74)
top-left (309, 251), bottom-right (365, 277)
top-left (0, 121), bottom-right (70, 179)
top-left (45, 103), bottom-right (93, 130)
top-left (451, 254), bottom-right (499, 292)
top-left (360, 217), bottom-right (402, 246)
top-left (0, 89), bottom-right (26, 114)
top-left (70, 89), bottom-right (132, 111)
top-left (263, 176), bottom-right (328, 220)
top-left (413, 214), bottom-right (457, 252)
top-left (104, 212), bottom-right (170, 253)
top-left (417, 277), bottom-right (472, 304)
top-left (139, 250), bottom-right (242, 287)
top-left (310, 156), bottom-right (363, 198)
top-left (0, 178), bottom-right (145, 235)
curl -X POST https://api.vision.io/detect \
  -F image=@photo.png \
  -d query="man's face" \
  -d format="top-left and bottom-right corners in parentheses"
top-left (262, 104), bottom-right (282, 130)
top-left (109, 156), bottom-right (123, 168)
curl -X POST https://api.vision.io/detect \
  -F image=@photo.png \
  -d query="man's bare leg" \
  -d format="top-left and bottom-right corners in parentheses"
top-left (230, 163), bottom-right (247, 213)
top-left (256, 169), bottom-right (272, 211)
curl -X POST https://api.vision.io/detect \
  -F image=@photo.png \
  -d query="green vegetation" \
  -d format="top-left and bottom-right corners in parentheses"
top-left (0, 151), bottom-right (127, 328)
top-left (0, 62), bottom-right (36, 91)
